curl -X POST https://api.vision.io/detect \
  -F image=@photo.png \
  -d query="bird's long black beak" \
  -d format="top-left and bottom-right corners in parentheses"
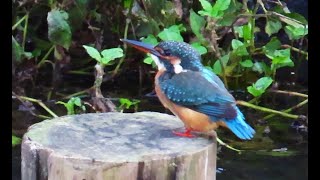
top-left (120, 39), bottom-right (161, 57)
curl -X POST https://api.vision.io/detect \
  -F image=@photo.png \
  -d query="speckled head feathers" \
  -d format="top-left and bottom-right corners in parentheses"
top-left (155, 41), bottom-right (204, 71)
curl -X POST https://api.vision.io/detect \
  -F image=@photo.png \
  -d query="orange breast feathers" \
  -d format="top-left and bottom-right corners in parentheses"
top-left (154, 71), bottom-right (227, 132)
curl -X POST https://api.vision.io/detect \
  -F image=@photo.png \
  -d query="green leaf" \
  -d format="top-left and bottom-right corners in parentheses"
top-left (199, 0), bottom-right (212, 13)
top-left (234, 26), bottom-right (243, 38)
top-left (158, 25), bottom-right (185, 42)
top-left (83, 45), bottom-right (101, 62)
top-left (263, 37), bottom-right (281, 56)
top-left (270, 49), bottom-right (294, 70)
top-left (124, 0), bottom-right (133, 8)
top-left (72, 97), bottom-right (82, 107)
top-left (231, 39), bottom-right (249, 56)
top-left (211, 0), bottom-right (231, 17)
top-left (101, 48), bottom-right (124, 65)
top-left (247, 77), bottom-right (273, 97)
top-left (12, 36), bottom-right (23, 64)
top-left (240, 59), bottom-right (253, 68)
top-left (243, 23), bottom-right (252, 42)
top-left (12, 135), bottom-right (21, 147)
top-left (212, 54), bottom-right (230, 75)
top-left (284, 25), bottom-right (308, 40)
top-left (252, 62), bottom-right (271, 75)
top-left (265, 19), bottom-right (282, 36)
top-left (141, 34), bottom-right (158, 45)
top-left (143, 55), bottom-right (157, 68)
top-left (191, 42), bottom-right (207, 55)
top-left (47, 10), bottom-right (71, 49)
top-left (190, 9), bottom-right (206, 42)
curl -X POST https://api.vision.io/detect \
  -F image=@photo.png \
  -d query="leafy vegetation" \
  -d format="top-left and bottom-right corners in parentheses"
top-left (12, 0), bottom-right (307, 154)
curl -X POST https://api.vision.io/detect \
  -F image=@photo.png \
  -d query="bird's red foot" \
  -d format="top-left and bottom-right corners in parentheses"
top-left (172, 128), bottom-right (194, 138)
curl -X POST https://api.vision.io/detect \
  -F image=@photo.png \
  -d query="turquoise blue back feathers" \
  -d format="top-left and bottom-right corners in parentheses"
top-left (157, 41), bottom-right (255, 140)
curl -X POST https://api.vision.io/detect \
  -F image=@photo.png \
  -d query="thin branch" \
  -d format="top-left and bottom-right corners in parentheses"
top-left (237, 100), bottom-right (299, 119)
top-left (12, 93), bottom-right (58, 118)
top-left (262, 99), bottom-right (308, 120)
top-left (268, 90), bottom-right (308, 98)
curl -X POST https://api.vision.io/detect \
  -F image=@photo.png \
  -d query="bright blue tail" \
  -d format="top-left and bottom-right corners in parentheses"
top-left (224, 107), bottom-right (255, 140)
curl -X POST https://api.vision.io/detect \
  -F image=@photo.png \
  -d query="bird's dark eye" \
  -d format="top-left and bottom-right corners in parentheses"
top-left (163, 49), bottom-right (171, 56)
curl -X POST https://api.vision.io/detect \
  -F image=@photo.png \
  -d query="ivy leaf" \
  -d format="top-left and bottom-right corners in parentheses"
top-left (211, 0), bottom-right (231, 17)
top-left (190, 9), bottom-right (206, 42)
top-left (101, 48), bottom-right (124, 65)
top-left (263, 37), bottom-right (281, 56)
top-left (247, 77), bottom-right (273, 97)
top-left (158, 25), bottom-right (185, 42)
top-left (47, 10), bottom-right (71, 49)
top-left (12, 36), bottom-right (23, 64)
top-left (198, 0), bottom-right (212, 13)
top-left (243, 23), bottom-right (252, 42)
top-left (12, 135), bottom-right (21, 147)
top-left (141, 34), bottom-right (158, 45)
top-left (191, 42), bottom-right (207, 55)
top-left (143, 56), bottom-right (156, 68)
top-left (212, 54), bottom-right (230, 75)
top-left (265, 19), bottom-right (282, 36)
top-left (231, 39), bottom-right (249, 56)
top-left (268, 49), bottom-right (294, 70)
top-left (252, 62), bottom-right (271, 75)
top-left (240, 59), bottom-right (254, 68)
top-left (83, 45), bottom-right (101, 62)
top-left (284, 25), bottom-right (308, 40)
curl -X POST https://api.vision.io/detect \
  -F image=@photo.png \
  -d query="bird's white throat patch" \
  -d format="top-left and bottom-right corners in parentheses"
top-left (150, 54), bottom-right (185, 74)
top-left (150, 54), bottom-right (166, 70)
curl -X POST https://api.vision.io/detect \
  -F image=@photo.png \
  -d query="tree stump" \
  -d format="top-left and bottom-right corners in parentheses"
top-left (21, 112), bottom-right (217, 180)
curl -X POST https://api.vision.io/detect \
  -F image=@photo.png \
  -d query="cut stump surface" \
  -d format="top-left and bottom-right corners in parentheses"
top-left (21, 112), bottom-right (216, 180)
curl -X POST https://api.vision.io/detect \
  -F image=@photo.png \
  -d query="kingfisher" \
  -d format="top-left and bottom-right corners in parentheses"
top-left (121, 39), bottom-right (255, 140)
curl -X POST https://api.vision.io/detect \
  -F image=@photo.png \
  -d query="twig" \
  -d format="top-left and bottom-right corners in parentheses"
top-left (262, 99), bottom-right (308, 120)
top-left (112, 0), bottom-right (134, 77)
top-left (268, 90), bottom-right (308, 98)
top-left (216, 136), bottom-right (243, 153)
top-left (37, 45), bottom-right (55, 68)
top-left (12, 93), bottom-right (58, 118)
top-left (281, 44), bottom-right (308, 57)
top-left (237, 100), bottom-right (299, 119)
top-left (12, 14), bottom-right (28, 30)
top-left (62, 88), bottom-right (91, 100)
top-left (22, 13), bottom-right (29, 51)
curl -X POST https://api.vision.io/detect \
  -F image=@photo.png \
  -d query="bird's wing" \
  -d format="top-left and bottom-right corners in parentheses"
top-left (158, 71), bottom-right (237, 119)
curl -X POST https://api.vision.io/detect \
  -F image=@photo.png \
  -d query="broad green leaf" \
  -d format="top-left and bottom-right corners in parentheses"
top-left (213, 54), bottom-right (230, 75)
top-left (83, 45), bottom-right (101, 62)
top-left (199, 0), bottom-right (212, 13)
top-left (158, 26), bottom-right (184, 42)
top-left (72, 97), bottom-right (82, 106)
top-left (240, 59), bottom-right (253, 68)
top-left (143, 56), bottom-right (156, 67)
top-left (12, 135), bottom-right (21, 147)
top-left (191, 42), bottom-right (207, 55)
top-left (211, 0), bottom-right (231, 17)
top-left (265, 19), bottom-right (282, 36)
top-left (141, 34), bottom-right (158, 45)
top-left (252, 62), bottom-right (271, 75)
top-left (218, 13), bottom-right (237, 26)
top-left (124, 0), bottom-right (133, 8)
top-left (190, 9), bottom-right (206, 42)
top-left (266, 48), bottom-right (294, 70)
top-left (12, 36), bottom-right (23, 64)
top-left (284, 13), bottom-right (308, 25)
top-left (284, 25), bottom-right (308, 40)
top-left (243, 23), bottom-right (252, 42)
top-left (101, 48), bottom-right (124, 65)
top-left (247, 77), bottom-right (273, 97)
top-left (231, 39), bottom-right (249, 56)
top-left (263, 37), bottom-right (281, 55)
top-left (47, 10), bottom-right (71, 49)
top-left (234, 26), bottom-right (243, 38)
